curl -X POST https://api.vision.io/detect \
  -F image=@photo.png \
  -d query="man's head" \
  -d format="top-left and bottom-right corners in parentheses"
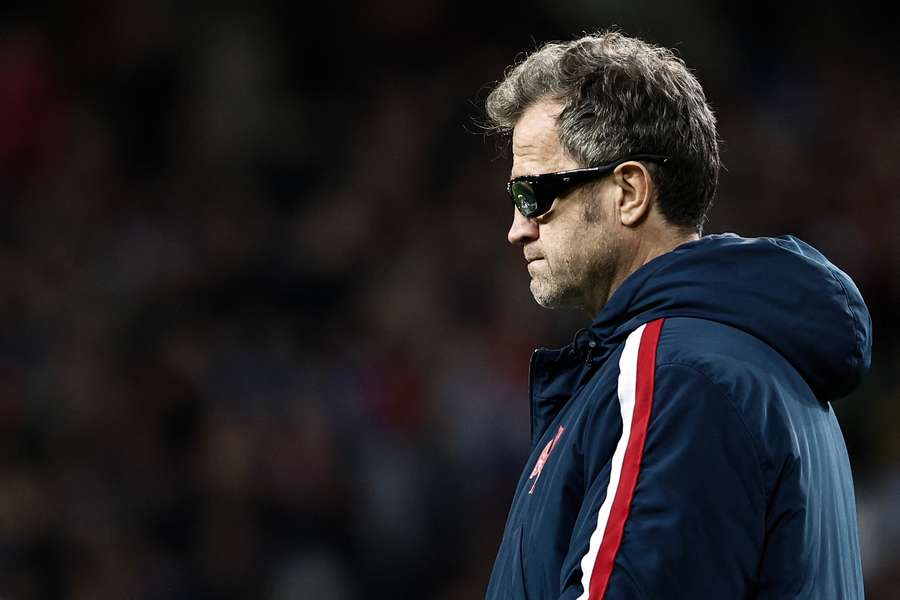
top-left (485, 31), bottom-right (720, 314)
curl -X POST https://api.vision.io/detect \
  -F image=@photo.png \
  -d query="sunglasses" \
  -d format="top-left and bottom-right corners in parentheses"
top-left (507, 154), bottom-right (671, 219)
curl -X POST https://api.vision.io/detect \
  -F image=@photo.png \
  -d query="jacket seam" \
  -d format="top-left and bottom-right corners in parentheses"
top-left (654, 360), bottom-right (768, 503)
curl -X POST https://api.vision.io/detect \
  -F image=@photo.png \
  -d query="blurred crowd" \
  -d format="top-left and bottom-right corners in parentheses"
top-left (0, 1), bottom-right (898, 598)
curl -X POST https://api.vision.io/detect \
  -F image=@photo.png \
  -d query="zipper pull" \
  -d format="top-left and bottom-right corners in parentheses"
top-left (585, 340), bottom-right (597, 365)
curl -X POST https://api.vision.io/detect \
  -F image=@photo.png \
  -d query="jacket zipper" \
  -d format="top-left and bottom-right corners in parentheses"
top-left (528, 349), bottom-right (540, 447)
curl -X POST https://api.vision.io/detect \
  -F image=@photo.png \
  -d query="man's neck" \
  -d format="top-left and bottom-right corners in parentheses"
top-left (587, 230), bottom-right (699, 316)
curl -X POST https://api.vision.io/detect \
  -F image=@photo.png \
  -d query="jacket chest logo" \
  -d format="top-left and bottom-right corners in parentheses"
top-left (528, 424), bottom-right (566, 494)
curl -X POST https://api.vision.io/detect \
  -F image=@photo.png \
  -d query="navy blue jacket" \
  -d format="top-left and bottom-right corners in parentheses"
top-left (486, 234), bottom-right (872, 599)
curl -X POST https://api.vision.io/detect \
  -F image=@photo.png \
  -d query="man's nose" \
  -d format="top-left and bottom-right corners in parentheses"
top-left (507, 208), bottom-right (540, 245)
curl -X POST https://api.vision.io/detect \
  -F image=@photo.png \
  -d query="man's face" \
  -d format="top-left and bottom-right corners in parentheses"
top-left (508, 100), bottom-right (622, 313)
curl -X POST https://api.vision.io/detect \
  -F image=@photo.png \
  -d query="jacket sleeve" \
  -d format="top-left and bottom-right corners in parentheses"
top-left (558, 356), bottom-right (767, 599)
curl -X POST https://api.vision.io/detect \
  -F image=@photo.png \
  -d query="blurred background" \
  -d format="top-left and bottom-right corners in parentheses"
top-left (0, 0), bottom-right (897, 598)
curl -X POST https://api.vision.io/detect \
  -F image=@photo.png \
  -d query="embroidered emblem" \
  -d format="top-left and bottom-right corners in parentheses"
top-left (528, 424), bottom-right (566, 494)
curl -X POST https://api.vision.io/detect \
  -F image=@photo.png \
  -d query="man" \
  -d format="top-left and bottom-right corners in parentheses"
top-left (483, 31), bottom-right (871, 599)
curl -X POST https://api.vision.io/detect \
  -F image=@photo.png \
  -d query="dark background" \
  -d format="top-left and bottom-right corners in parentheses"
top-left (1, 1), bottom-right (898, 598)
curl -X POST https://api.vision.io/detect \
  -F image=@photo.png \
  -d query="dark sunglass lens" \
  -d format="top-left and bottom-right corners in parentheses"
top-left (510, 181), bottom-right (540, 217)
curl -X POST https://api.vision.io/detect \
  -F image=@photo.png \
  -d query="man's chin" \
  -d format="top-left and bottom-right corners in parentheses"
top-left (530, 281), bottom-right (576, 310)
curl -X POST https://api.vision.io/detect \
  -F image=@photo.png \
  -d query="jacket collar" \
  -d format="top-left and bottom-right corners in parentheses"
top-left (529, 328), bottom-right (599, 445)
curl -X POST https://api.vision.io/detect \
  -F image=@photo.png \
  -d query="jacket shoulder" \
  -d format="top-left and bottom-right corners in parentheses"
top-left (654, 316), bottom-right (824, 421)
top-left (656, 316), bottom-right (801, 384)
top-left (652, 316), bottom-right (838, 490)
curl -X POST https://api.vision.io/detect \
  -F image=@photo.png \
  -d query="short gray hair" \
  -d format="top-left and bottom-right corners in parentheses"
top-left (485, 31), bottom-right (720, 233)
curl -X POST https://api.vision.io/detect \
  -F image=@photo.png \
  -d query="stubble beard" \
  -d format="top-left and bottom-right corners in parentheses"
top-left (529, 234), bottom-right (619, 314)
top-left (529, 260), bottom-right (579, 309)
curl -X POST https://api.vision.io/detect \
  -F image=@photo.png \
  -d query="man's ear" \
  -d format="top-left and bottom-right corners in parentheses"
top-left (613, 162), bottom-right (655, 227)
